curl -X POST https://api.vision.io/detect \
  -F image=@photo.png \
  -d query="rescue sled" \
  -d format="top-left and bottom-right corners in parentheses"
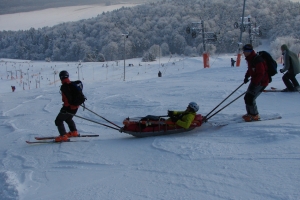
top-left (66, 83), bottom-right (251, 139)
top-left (120, 114), bottom-right (204, 137)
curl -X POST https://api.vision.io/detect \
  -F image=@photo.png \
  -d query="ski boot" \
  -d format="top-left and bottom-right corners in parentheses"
top-left (55, 134), bottom-right (69, 142)
top-left (243, 114), bottom-right (260, 122)
top-left (65, 131), bottom-right (79, 137)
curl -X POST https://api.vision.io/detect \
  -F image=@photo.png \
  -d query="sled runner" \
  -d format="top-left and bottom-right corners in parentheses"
top-left (120, 114), bottom-right (204, 137)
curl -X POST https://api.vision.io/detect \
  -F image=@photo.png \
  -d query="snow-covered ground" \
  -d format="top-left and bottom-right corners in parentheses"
top-left (0, 49), bottom-right (300, 199)
top-left (0, 3), bottom-right (138, 31)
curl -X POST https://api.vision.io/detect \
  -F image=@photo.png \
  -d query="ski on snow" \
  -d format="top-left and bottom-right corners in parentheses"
top-left (210, 116), bottom-right (282, 127)
top-left (26, 139), bottom-right (73, 144)
top-left (26, 134), bottom-right (99, 144)
top-left (34, 134), bottom-right (99, 140)
top-left (264, 87), bottom-right (300, 92)
top-left (263, 87), bottom-right (282, 92)
top-left (263, 90), bottom-right (283, 92)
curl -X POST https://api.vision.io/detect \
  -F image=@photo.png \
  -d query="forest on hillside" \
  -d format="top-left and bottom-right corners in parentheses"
top-left (0, 0), bottom-right (299, 62)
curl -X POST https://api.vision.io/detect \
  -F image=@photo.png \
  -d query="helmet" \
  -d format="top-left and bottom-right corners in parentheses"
top-left (59, 70), bottom-right (69, 80)
top-left (188, 102), bottom-right (199, 112)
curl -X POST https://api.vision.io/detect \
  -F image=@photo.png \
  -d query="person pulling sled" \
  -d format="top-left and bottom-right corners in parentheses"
top-left (242, 44), bottom-right (269, 122)
top-left (54, 70), bottom-right (85, 142)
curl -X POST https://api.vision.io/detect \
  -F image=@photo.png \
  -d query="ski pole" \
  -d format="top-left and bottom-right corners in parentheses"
top-left (65, 112), bottom-right (121, 131)
top-left (158, 115), bottom-right (168, 118)
top-left (205, 91), bottom-right (246, 121)
top-left (80, 105), bottom-right (121, 129)
top-left (204, 82), bottom-right (245, 119)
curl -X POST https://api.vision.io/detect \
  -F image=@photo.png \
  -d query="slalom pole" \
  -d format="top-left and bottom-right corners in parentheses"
top-left (205, 91), bottom-right (246, 121)
top-left (80, 105), bottom-right (121, 129)
top-left (65, 112), bottom-right (120, 131)
top-left (204, 82), bottom-right (245, 119)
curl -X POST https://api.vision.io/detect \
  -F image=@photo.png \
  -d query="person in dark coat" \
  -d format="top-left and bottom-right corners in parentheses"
top-left (280, 44), bottom-right (300, 92)
top-left (54, 70), bottom-right (80, 142)
top-left (231, 58), bottom-right (236, 67)
top-left (242, 44), bottom-right (269, 122)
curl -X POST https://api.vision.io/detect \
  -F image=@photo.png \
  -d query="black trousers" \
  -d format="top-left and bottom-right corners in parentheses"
top-left (55, 107), bottom-right (78, 136)
top-left (282, 72), bottom-right (299, 90)
top-left (244, 83), bottom-right (266, 115)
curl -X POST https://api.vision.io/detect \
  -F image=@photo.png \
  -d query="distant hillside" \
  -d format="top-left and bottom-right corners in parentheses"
top-left (0, 0), bottom-right (154, 15)
top-left (0, 0), bottom-right (299, 62)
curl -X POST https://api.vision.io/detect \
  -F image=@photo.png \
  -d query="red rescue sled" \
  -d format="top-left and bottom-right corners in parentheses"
top-left (121, 114), bottom-right (204, 137)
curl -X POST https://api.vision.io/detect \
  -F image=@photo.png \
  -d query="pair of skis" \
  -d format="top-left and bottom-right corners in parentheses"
top-left (26, 134), bottom-right (99, 144)
top-left (209, 115), bottom-right (282, 127)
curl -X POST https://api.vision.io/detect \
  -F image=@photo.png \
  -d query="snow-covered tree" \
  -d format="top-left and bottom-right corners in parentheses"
top-left (142, 51), bottom-right (156, 62)
top-left (0, 0), bottom-right (299, 61)
top-left (98, 53), bottom-right (106, 62)
top-left (270, 37), bottom-right (300, 59)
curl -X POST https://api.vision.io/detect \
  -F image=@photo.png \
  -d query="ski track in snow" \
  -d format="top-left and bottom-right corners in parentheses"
top-left (0, 171), bottom-right (20, 200)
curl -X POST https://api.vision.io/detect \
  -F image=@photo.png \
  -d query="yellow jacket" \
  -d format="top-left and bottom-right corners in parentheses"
top-left (172, 111), bottom-right (196, 129)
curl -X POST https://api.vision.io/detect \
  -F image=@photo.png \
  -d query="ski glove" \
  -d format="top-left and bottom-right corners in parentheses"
top-left (280, 69), bottom-right (284, 73)
top-left (244, 77), bottom-right (249, 84)
top-left (171, 116), bottom-right (178, 122)
top-left (168, 110), bottom-right (174, 117)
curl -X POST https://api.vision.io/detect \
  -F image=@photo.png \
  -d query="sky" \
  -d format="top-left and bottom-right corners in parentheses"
top-left (0, 4), bottom-right (300, 200)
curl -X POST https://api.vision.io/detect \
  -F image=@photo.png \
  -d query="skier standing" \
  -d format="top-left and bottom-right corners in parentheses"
top-left (279, 44), bottom-right (300, 92)
top-left (231, 58), bottom-right (236, 67)
top-left (242, 44), bottom-right (269, 122)
top-left (54, 70), bottom-right (79, 142)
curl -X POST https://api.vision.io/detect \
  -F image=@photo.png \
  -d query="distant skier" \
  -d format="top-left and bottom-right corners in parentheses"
top-left (167, 102), bottom-right (199, 129)
top-left (231, 58), bottom-right (236, 67)
top-left (279, 44), bottom-right (300, 92)
top-left (54, 70), bottom-right (80, 142)
top-left (158, 71), bottom-right (162, 77)
top-left (242, 44), bottom-right (269, 122)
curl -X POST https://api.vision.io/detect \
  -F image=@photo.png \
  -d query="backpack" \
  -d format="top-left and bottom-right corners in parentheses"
top-left (63, 80), bottom-right (86, 106)
top-left (252, 51), bottom-right (278, 83)
top-left (258, 51), bottom-right (278, 82)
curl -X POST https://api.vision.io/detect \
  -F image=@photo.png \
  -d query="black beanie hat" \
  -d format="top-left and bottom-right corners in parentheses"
top-left (242, 44), bottom-right (253, 52)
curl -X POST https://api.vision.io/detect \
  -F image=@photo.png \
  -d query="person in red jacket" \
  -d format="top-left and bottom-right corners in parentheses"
top-left (54, 70), bottom-right (80, 142)
top-left (242, 44), bottom-right (269, 122)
